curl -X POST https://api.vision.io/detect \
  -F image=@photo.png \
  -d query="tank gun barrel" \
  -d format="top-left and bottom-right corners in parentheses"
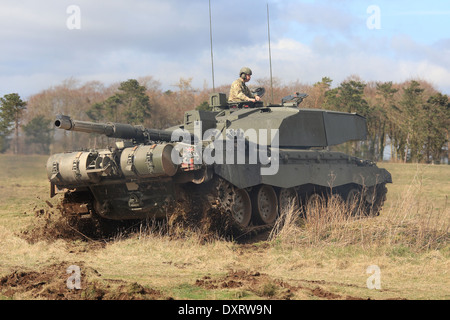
top-left (55, 115), bottom-right (146, 141)
top-left (54, 115), bottom-right (183, 142)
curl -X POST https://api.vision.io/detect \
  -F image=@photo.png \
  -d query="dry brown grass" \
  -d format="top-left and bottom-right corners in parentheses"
top-left (269, 174), bottom-right (449, 253)
top-left (1, 155), bottom-right (449, 299)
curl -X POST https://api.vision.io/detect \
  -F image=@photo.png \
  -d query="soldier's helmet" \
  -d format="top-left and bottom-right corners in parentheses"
top-left (239, 67), bottom-right (253, 77)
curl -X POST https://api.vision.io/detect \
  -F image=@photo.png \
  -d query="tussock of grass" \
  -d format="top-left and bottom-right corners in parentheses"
top-left (269, 173), bottom-right (449, 253)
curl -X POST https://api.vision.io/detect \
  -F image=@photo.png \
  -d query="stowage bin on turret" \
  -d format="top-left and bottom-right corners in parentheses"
top-left (46, 92), bottom-right (392, 232)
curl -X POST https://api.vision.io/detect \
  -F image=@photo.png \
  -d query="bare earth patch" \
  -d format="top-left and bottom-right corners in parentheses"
top-left (0, 261), bottom-right (170, 300)
top-left (195, 269), bottom-right (372, 300)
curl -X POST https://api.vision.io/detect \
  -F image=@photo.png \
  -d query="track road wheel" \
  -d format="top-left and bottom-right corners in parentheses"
top-left (252, 185), bottom-right (278, 225)
top-left (232, 188), bottom-right (252, 228)
top-left (215, 179), bottom-right (252, 228)
top-left (278, 187), bottom-right (299, 215)
top-left (216, 179), bottom-right (234, 214)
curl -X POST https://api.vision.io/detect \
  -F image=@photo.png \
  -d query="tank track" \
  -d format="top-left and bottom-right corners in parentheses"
top-left (340, 182), bottom-right (388, 217)
top-left (57, 191), bottom-right (135, 239)
top-left (167, 177), bottom-right (251, 239)
top-left (55, 178), bottom-right (388, 241)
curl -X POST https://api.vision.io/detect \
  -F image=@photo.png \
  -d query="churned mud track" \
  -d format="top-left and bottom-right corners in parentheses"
top-left (194, 269), bottom-right (369, 300)
top-left (0, 262), bottom-right (168, 300)
top-left (0, 256), bottom-right (371, 300)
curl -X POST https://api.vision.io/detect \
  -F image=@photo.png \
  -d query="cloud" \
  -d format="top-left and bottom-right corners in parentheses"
top-left (219, 35), bottom-right (450, 95)
top-left (283, 1), bottom-right (360, 35)
top-left (0, 0), bottom-right (270, 97)
top-left (0, 0), bottom-right (449, 99)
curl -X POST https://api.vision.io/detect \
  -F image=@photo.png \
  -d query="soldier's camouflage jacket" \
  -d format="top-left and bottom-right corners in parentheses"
top-left (228, 78), bottom-right (254, 102)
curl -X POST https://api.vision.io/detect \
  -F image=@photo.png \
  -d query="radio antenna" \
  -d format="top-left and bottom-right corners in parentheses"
top-left (267, 3), bottom-right (274, 104)
top-left (209, 0), bottom-right (216, 92)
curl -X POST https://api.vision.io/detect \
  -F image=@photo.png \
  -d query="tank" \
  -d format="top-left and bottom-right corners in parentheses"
top-left (46, 91), bottom-right (392, 233)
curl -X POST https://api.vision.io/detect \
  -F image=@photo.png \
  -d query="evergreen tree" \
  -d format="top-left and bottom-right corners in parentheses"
top-left (375, 82), bottom-right (398, 161)
top-left (324, 79), bottom-right (370, 157)
top-left (424, 93), bottom-right (450, 162)
top-left (0, 93), bottom-right (27, 153)
top-left (117, 79), bottom-right (151, 124)
top-left (399, 81), bottom-right (425, 162)
top-left (325, 79), bottom-right (369, 115)
top-left (312, 77), bottom-right (332, 109)
top-left (22, 115), bottom-right (53, 154)
top-left (86, 79), bottom-right (150, 124)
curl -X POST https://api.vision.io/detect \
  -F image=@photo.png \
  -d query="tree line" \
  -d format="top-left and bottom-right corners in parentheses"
top-left (0, 75), bottom-right (448, 163)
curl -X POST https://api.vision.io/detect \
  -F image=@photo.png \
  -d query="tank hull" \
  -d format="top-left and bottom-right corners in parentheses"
top-left (48, 147), bottom-right (391, 224)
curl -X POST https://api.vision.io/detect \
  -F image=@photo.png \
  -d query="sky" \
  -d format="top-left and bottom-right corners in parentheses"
top-left (1, 0), bottom-right (450, 99)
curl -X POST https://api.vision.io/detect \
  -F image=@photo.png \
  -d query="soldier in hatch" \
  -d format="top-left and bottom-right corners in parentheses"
top-left (228, 67), bottom-right (262, 103)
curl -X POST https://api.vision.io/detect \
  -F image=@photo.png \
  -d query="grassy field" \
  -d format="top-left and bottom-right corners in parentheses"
top-left (0, 154), bottom-right (448, 300)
